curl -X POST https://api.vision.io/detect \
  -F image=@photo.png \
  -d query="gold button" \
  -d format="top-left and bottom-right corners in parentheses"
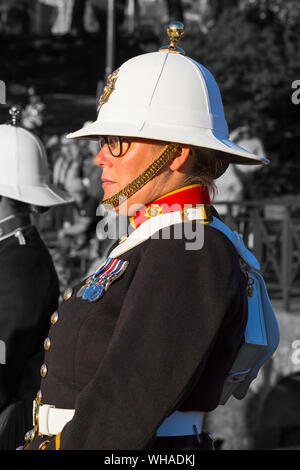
top-left (50, 311), bottom-right (58, 325)
top-left (44, 337), bottom-right (51, 351)
top-left (40, 364), bottom-right (48, 378)
top-left (63, 287), bottom-right (73, 301)
top-left (24, 428), bottom-right (35, 442)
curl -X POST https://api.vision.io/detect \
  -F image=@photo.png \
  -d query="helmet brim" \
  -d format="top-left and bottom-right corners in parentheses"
top-left (67, 120), bottom-right (269, 166)
top-left (0, 183), bottom-right (74, 207)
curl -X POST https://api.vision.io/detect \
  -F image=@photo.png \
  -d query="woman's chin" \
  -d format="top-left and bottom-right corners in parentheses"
top-left (102, 187), bottom-right (116, 201)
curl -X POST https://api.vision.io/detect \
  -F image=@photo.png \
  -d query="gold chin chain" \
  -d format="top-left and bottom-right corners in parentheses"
top-left (102, 143), bottom-right (180, 208)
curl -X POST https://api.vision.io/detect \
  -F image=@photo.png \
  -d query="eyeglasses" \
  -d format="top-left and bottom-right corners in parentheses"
top-left (98, 135), bottom-right (126, 157)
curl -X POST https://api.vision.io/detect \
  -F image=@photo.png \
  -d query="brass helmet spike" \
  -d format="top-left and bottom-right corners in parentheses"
top-left (159, 21), bottom-right (185, 55)
top-left (9, 104), bottom-right (22, 126)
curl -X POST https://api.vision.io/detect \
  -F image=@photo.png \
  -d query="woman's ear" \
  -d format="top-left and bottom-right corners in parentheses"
top-left (169, 145), bottom-right (191, 171)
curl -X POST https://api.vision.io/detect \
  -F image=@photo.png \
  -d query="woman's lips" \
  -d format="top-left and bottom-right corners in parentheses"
top-left (101, 179), bottom-right (116, 187)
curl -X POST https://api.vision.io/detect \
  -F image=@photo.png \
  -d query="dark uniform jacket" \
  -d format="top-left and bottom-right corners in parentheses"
top-left (0, 223), bottom-right (59, 449)
top-left (29, 214), bottom-right (248, 450)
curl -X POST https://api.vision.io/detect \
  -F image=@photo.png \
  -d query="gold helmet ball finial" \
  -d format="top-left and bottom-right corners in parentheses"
top-left (159, 21), bottom-right (185, 55)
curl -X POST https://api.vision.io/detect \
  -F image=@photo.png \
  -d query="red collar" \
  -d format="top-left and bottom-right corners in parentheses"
top-left (129, 184), bottom-right (211, 229)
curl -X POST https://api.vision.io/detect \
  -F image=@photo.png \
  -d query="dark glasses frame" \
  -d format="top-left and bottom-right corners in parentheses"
top-left (98, 135), bottom-right (124, 157)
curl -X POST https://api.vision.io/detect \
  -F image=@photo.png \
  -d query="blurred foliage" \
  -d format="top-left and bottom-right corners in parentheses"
top-left (179, 0), bottom-right (300, 198)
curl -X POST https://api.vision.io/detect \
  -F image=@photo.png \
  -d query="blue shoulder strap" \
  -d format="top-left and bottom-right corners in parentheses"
top-left (209, 216), bottom-right (260, 270)
top-left (209, 216), bottom-right (280, 404)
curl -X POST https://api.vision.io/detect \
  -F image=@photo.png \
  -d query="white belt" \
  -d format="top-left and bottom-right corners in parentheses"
top-left (36, 404), bottom-right (75, 436)
top-left (36, 403), bottom-right (204, 438)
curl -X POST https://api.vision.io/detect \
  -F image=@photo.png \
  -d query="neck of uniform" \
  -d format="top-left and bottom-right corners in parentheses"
top-left (129, 184), bottom-right (211, 230)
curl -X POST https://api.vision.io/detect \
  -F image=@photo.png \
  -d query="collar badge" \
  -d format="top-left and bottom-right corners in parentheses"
top-left (146, 204), bottom-right (163, 219)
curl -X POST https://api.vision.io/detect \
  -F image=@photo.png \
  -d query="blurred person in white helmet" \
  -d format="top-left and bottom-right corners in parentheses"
top-left (22, 23), bottom-right (273, 451)
top-left (0, 105), bottom-right (72, 450)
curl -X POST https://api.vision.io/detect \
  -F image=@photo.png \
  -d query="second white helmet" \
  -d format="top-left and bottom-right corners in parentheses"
top-left (0, 106), bottom-right (73, 207)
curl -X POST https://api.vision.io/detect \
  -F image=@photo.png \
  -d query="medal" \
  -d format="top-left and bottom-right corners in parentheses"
top-left (77, 258), bottom-right (129, 303)
top-left (76, 284), bottom-right (88, 299)
top-left (76, 259), bottom-right (112, 298)
top-left (87, 284), bottom-right (105, 302)
top-left (83, 270), bottom-right (112, 301)
top-left (82, 284), bottom-right (94, 300)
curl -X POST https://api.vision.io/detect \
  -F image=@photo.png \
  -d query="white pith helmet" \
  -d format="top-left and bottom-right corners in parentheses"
top-left (67, 22), bottom-right (268, 166)
top-left (0, 105), bottom-right (73, 207)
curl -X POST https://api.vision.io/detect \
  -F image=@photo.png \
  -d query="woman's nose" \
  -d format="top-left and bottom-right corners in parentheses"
top-left (94, 146), bottom-right (113, 167)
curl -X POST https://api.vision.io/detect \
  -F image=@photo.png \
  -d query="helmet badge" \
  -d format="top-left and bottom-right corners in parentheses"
top-left (97, 68), bottom-right (120, 112)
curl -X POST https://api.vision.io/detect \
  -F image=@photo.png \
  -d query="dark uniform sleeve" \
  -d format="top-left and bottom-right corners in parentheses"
top-left (0, 229), bottom-right (59, 411)
top-left (51, 227), bottom-right (245, 450)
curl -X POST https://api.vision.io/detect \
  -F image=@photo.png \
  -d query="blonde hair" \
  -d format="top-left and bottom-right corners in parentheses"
top-left (185, 147), bottom-right (230, 199)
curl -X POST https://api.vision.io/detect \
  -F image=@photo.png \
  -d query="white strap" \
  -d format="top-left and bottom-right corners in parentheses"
top-left (110, 209), bottom-right (260, 270)
top-left (110, 211), bottom-right (183, 258)
top-left (110, 207), bottom-right (208, 258)
top-left (37, 404), bottom-right (203, 438)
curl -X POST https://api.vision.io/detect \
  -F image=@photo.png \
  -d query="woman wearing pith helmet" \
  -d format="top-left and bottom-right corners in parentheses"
top-left (22, 23), bottom-right (268, 450)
